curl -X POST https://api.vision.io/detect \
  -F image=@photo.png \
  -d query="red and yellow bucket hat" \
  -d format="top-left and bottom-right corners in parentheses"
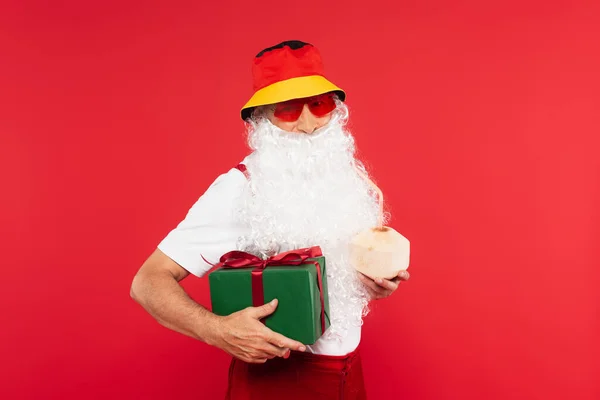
top-left (241, 40), bottom-right (346, 120)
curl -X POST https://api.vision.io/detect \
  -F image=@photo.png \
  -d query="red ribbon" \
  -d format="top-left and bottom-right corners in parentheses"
top-left (205, 246), bottom-right (327, 335)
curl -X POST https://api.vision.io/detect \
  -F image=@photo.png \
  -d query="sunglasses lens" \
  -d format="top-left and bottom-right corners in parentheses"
top-left (308, 94), bottom-right (336, 117)
top-left (273, 94), bottom-right (336, 122)
top-left (274, 101), bottom-right (303, 122)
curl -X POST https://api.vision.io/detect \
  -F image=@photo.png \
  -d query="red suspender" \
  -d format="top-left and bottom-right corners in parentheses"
top-left (235, 163), bottom-right (250, 179)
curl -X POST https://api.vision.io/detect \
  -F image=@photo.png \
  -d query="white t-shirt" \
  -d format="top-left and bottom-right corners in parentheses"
top-left (157, 165), bottom-right (361, 356)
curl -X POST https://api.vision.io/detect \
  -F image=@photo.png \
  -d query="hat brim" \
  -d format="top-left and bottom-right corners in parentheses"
top-left (241, 75), bottom-right (345, 120)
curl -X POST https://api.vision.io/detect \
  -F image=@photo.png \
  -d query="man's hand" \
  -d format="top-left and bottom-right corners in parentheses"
top-left (358, 270), bottom-right (410, 300)
top-left (208, 298), bottom-right (306, 364)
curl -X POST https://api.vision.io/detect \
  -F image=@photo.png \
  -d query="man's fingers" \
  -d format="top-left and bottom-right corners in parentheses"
top-left (265, 330), bottom-right (306, 352)
top-left (259, 343), bottom-right (290, 358)
top-left (358, 272), bottom-right (376, 288)
top-left (359, 273), bottom-right (389, 293)
top-left (359, 274), bottom-right (394, 299)
top-left (374, 277), bottom-right (399, 291)
top-left (249, 300), bottom-right (305, 351)
top-left (397, 270), bottom-right (410, 281)
top-left (249, 298), bottom-right (279, 319)
top-left (364, 285), bottom-right (380, 299)
top-left (368, 285), bottom-right (391, 300)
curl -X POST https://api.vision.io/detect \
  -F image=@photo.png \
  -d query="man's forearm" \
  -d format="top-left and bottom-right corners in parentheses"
top-left (130, 270), bottom-right (220, 344)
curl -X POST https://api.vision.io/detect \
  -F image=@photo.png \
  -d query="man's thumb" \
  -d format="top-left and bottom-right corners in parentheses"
top-left (252, 299), bottom-right (278, 319)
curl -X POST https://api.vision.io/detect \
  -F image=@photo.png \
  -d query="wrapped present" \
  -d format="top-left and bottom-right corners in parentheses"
top-left (208, 246), bottom-right (330, 345)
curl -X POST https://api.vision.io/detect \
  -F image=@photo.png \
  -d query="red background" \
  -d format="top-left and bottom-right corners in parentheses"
top-left (1, 1), bottom-right (598, 399)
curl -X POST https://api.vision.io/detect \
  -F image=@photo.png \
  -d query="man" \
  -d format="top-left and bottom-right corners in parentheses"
top-left (131, 40), bottom-right (410, 399)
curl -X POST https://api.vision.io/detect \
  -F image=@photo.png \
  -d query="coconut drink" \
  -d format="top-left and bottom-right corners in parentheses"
top-left (349, 167), bottom-right (410, 280)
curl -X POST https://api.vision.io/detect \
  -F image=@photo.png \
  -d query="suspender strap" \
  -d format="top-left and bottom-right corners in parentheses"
top-left (235, 163), bottom-right (250, 179)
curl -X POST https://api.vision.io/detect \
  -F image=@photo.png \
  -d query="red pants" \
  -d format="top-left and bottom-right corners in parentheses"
top-left (225, 348), bottom-right (367, 400)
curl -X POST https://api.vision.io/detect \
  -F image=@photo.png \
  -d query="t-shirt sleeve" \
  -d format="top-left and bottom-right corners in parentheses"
top-left (157, 167), bottom-right (249, 277)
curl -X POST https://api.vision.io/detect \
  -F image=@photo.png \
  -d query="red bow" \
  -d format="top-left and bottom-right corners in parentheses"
top-left (205, 246), bottom-right (327, 335)
top-left (215, 246), bottom-right (322, 269)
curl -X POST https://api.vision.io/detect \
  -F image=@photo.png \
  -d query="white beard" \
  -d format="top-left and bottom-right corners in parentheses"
top-left (234, 104), bottom-right (382, 342)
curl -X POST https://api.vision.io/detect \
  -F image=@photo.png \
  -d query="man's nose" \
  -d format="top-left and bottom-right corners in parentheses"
top-left (295, 104), bottom-right (318, 134)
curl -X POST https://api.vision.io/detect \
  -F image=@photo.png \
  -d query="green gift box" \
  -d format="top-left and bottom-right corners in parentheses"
top-left (208, 246), bottom-right (330, 345)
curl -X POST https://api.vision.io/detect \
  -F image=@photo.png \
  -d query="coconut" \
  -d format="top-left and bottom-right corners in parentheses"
top-left (349, 226), bottom-right (410, 280)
